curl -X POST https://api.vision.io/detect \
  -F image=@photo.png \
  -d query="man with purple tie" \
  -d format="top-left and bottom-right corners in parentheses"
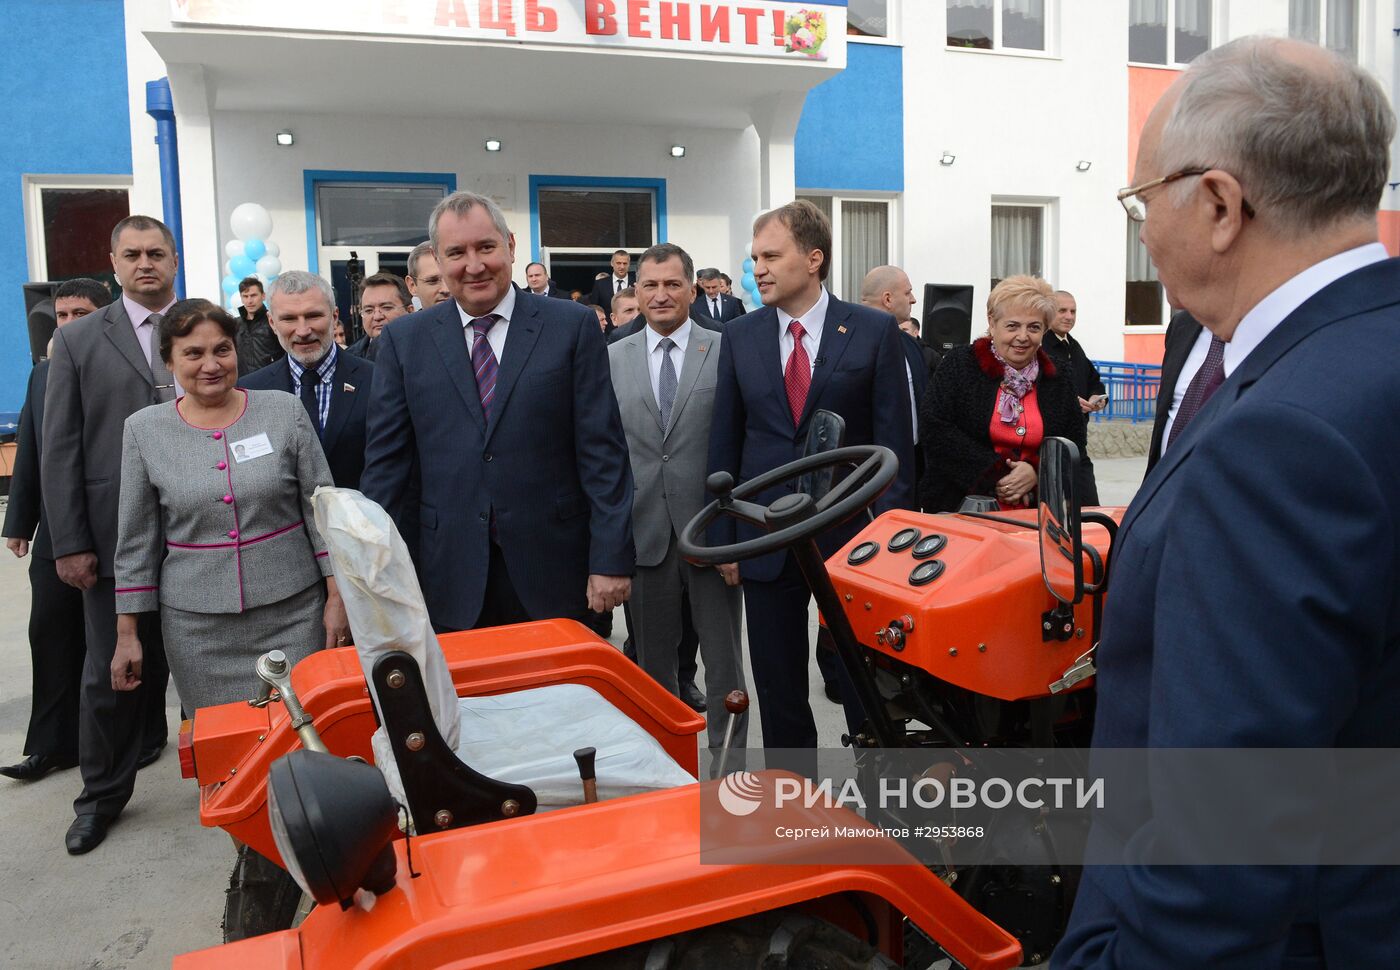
top-left (360, 191), bottom-right (634, 630)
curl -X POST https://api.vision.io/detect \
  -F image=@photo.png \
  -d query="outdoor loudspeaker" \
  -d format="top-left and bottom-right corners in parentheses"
top-left (23, 282), bottom-right (56, 364)
top-left (922, 283), bottom-right (975, 352)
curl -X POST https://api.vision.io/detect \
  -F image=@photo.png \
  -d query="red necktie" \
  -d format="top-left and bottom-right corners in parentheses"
top-left (784, 320), bottom-right (811, 426)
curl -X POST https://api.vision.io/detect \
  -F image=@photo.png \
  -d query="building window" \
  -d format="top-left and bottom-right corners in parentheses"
top-left (1289, 0), bottom-right (1358, 61)
top-left (797, 193), bottom-right (897, 302)
top-left (990, 204), bottom-right (1045, 289)
top-left (947, 0), bottom-right (1047, 53)
top-left (1129, 0), bottom-right (1211, 66)
top-left (316, 182), bottom-right (446, 247)
top-left (848, 0), bottom-right (892, 39)
top-left (22, 176), bottom-right (131, 286)
top-left (1125, 217), bottom-right (1163, 326)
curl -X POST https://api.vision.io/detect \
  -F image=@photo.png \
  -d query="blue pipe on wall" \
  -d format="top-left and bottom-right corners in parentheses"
top-left (145, 77), bottom-right (186, 298)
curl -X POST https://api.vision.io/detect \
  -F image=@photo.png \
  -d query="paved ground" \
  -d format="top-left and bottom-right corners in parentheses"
top-left (0, 457), bottom-right (1146, 969)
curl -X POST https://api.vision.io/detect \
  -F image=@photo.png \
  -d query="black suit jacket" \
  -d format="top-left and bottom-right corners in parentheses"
top-left (2, 361), bottom-right (54, 558)
top-left (708, 296), bottom-right (915, 581)
top-left (1146, 310), bottom-right (1204, 470)
top-left (239, 350), bottom-right (375, 490)
top-left (360, 288), bottom-right (634, 630)
top-left (346, 333), bottom-right (378, 362)
top-left (589, 273), bottom-right (635, 322)
top-left (1043, 331), bottom-right (1106, 402)
top-left (694, 292), bottom-right (744, 324)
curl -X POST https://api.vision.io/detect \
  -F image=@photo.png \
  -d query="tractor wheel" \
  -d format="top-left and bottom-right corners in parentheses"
top-left (222, 844), bottom-right (312, 942)
top-left (553, 908), bottom-right (899, 969)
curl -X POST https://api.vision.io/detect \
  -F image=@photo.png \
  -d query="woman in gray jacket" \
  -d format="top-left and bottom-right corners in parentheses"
top-left (111, 300), bottom-right (349, 710)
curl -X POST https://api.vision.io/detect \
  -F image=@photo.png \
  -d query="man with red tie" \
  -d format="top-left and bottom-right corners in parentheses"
top-left (708, 199), bottom-right (913, 749)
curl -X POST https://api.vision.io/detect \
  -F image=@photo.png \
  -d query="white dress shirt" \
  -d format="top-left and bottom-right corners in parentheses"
top-left (456, 285), bottom-right (516, 364)
top-left (1161, 242), bottom-right (1388, 449)
top-left (645, 319), bottom-right (692, 409)
top-left (777, 286), bottom-right (829, 375)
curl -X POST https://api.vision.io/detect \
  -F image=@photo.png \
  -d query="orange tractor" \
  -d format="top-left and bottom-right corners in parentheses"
top-left (173, 438), bottom-right (1115, 969)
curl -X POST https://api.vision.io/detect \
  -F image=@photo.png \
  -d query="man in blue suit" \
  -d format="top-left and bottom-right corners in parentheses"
top-left (361, 191), bottom-right (634, 631)
top-left (708, 200), bottom-right (913, 749)
top-left (240, 271), bottom-right (374, 489)
top-left (1054, 37), bottom-right (1400, 969)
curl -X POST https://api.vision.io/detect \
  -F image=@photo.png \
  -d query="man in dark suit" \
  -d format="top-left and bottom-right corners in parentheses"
top-left (694, 267), bottom-right (745, 323)
top-left (1055, 37), bottom-right (1400, 970)
top-left (589, 250), bottom-right (635, 324)
top-left (240, 271), bottom-right (374, 489)
top-left (861, 265), bottom-right (929, 509)
top-left (361, 191), bottom-right (634, 631)
top-left (709, 200), bottom-right (913, 749)
top-left (1043, 290), bottom-right (1104, 504)
top-left (524, 261), bottom-right (568, 300)
top-left (43, 216), bottom-right (175, 854)
top-left (1145, 309), bottom-right (1204, 470)
top-left (1, 278), bottom-right (109, 781)
top-left (346, 272), bottom-right (412, 362)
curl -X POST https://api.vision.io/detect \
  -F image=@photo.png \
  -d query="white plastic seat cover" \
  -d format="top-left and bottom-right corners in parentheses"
top-left (312, 488), bottom-right (692, 818)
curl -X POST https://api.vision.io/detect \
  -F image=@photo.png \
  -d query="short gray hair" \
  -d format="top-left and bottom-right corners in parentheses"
top-left (428, 191), bottom-right (512, 252)
top-left (407, 241), bottom-right (434, 279)
top-left (1158, 36), bottom-right (1394, 232)
top-left (696, 267), bottom-right (723, 282)
top-left (268, 270), bottom-right (335, 313)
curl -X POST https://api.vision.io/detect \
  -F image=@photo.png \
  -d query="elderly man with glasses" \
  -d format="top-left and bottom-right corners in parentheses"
top-left (1055, 36), bottom-right (1400, 970)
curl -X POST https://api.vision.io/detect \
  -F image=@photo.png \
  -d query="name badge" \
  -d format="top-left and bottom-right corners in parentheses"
top-left (230, 432), bottom-right (274, 463)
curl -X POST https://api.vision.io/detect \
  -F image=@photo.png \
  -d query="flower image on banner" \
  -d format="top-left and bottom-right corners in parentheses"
top-left (785, 9), bottom-right (827, 59)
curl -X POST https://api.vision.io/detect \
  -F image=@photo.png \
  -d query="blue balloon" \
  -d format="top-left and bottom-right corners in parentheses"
top-left (243, 238), bottom-right (266, 261)
top-left (230, 254), bottom-right (256, 277)
top-left (221, 274), bottom-right (239, 295)
top-left (742, 258), bottom-right (755, 273)
top-left (741, 272), bottom-right (756, 291)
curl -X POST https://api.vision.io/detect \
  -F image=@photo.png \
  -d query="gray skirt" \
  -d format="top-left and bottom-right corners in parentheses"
top-left (161, 582), bottom-right (326, 712)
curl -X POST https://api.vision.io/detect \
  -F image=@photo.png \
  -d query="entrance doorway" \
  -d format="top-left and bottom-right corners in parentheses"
top-left (307, 172), bottom-right (454, 338)
top-left (530, 177), bottom-right (665, 301)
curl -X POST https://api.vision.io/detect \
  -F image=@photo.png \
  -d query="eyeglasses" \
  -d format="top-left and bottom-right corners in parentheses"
top-left (360, 302), bottom-right (408, 318)
top-left (1117, 168), bottom-right (1256, 222)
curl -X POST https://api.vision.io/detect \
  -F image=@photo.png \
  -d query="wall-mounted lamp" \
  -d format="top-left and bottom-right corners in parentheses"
top-left (484, 138), bottom-right (503, 152)
top-left (939, 152), bottom-right (956, 166)
top-left (275, 130), bottom-right (294, 147)
top-left (1075, 160), bottom-right (1092, 172)
top-left (669, 144), bottom-right (687, 158)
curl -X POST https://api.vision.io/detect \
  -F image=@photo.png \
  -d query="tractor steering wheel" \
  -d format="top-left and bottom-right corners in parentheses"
top-left (678, 445), bottom-right (898, 566)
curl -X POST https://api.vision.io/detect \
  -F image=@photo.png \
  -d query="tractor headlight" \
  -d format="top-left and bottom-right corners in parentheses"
top-left (267, 750), bottom-right (399, 909)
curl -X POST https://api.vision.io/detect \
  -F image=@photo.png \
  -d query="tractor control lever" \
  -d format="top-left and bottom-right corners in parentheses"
top-left (573, 746), bottom-right (598, 804)
top-left (716, 690), bottom-right (749, 778)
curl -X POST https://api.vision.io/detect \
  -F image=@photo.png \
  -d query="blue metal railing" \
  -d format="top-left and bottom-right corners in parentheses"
top-left (1088, 360), bottom-right (1162, 424)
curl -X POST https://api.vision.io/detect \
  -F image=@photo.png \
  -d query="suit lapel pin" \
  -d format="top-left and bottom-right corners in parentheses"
top-left (343, 383), bottom-right (356, 393)
top-left (698, 343), bottom-right (709, 353)
top-left (837, 325), bottom-right (848, 334)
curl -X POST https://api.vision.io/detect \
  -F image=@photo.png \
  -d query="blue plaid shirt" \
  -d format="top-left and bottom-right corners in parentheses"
top-left (288, 343), bottom-right (338, 432)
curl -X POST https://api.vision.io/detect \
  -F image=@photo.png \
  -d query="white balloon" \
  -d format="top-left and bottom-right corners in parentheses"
top-left (264, 240), bottom-right (280, 257)
top-left (230, 202), bottom-right (274, 241)
top-left (256, 254), bottom-right (282, 278)
top-left (225, 239), bottom-right (245, 259)
top-left (223, 260), bottom-right (233, 276)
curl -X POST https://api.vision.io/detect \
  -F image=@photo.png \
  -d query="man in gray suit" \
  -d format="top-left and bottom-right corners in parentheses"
top-left (43, 215), bottom-right (177, 854)
top-left (608, 243), bottom-right (747, 753)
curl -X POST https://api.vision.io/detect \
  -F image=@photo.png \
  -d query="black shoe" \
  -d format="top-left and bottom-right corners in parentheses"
top-left (823, 681), bottom-right (843, 704)
top-left (136, 742), bottom-right (166, 770)
top-left (680, 682), bottom-right (707, 713)
top-left (0, 753), bottom-right (78, 781)
top-left (65, 814), bottom-right (112, 855)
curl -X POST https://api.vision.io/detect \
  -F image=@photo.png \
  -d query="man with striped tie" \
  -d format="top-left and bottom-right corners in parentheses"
top-left (361, 191), bottom-right (635, 631)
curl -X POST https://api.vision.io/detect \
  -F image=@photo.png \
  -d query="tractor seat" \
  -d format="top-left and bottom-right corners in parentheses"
top-left (365, 651), bottom-right (694, 832)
